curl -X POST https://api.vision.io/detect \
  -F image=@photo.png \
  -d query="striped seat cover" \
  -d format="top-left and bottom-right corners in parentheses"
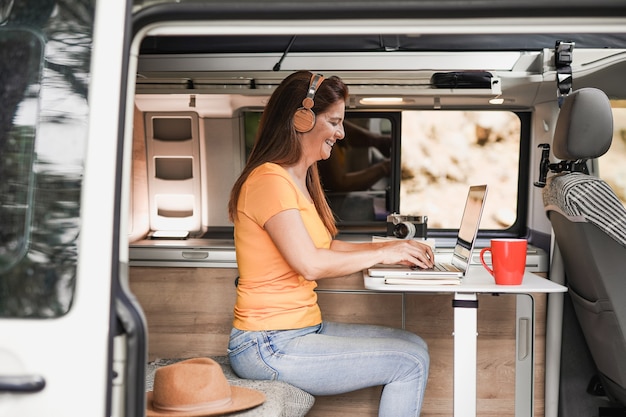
top-left (543, 172), bottom-right (626, 248)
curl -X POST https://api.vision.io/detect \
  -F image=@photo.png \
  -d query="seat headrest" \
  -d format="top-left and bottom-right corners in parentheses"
top-left (553, 88), bottom-right (613, 160)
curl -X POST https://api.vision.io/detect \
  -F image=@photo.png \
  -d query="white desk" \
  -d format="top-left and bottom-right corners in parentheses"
top-left (364, 265), bottom-right (567, 417)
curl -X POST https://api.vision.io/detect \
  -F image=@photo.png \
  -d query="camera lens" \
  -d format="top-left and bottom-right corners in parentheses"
top-left (393, 222), bottom-right (416, 239)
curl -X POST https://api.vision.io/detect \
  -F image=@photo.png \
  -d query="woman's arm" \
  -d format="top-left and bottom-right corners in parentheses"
top-left (330, 239), bottom-right (397, 252)
top-left (264, 209), bottom-right (434, 281)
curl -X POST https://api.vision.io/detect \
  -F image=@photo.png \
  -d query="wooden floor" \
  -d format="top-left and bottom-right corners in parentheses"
top-left (129, 266), bottom-right (547, 417)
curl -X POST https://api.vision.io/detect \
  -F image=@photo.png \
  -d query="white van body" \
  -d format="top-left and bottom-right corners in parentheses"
top-left (1, 1), bottom-right (626, 416)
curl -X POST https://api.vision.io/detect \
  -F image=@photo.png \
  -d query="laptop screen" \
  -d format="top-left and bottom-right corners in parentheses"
top-left (452, 184), bottom-right (488, 266)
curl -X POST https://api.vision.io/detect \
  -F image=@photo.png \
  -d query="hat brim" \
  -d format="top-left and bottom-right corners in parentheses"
top-left (146, 386), bottom-right (266, 417)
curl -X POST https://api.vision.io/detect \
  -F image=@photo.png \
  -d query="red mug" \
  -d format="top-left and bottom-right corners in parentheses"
top-left (479, 239), bottom-right (527, 285)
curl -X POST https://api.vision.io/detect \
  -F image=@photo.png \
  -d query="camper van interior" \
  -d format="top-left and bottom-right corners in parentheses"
top-left (125, 9), bottom-right (626, 415)
top-left (3, 2), bottom-right (626, 417)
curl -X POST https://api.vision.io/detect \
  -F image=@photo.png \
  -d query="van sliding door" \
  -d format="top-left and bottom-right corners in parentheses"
top-left (0, 1), bottom-right (144, 417)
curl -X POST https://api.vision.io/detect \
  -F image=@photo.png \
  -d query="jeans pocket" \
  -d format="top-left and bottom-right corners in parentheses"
top-left (228, 334), bottom-right (278, 380)
top-left (227, 328), bottom-right (249, 352)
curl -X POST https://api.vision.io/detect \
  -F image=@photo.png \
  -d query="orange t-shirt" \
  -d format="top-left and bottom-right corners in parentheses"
top-left (233, 163), bottom-right (331, 330)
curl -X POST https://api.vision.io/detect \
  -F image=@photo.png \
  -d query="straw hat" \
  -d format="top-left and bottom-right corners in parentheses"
top-left (146, 358), bottom-right (265, 416)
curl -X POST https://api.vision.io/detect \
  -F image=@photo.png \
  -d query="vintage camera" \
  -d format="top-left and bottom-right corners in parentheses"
top-left (386, 213), bottom-right (428, 239)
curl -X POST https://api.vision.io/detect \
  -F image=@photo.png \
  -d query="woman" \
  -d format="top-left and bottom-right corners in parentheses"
top-left (227, 70), bottom-right (434, 416)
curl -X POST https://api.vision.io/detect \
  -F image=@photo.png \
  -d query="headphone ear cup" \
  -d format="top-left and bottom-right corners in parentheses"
top-left (293, 107), bottom-right (316, 133)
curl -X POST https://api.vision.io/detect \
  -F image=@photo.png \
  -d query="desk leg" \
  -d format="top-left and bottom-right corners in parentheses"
top-left (516, 294), bottom-right (535, 417)
top-left (453, 292), bottom-right (478, 417)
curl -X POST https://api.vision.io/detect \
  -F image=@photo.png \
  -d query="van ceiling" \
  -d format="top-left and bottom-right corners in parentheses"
top-left (133, 2), bottom-right (626, 102)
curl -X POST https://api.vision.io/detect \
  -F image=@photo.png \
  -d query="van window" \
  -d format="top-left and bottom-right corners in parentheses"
top-left (0, 4), bottom-right (94, 318)
top-left (598, 104), bottom-right (626, 207)
top-left (399, 110), bottom-right (523, 231)
top-left (0, 29), bottom-right (41, 275)
top-left (319, 113), bottom-right (395, 225)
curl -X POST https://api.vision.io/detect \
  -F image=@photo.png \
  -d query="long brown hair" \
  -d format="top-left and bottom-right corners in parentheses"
top-left (228, 70), bottom-right (349, 236)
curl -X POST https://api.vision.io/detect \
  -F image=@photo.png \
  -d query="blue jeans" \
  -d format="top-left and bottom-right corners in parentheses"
top-left (228, 321), bottom-right (429, 417)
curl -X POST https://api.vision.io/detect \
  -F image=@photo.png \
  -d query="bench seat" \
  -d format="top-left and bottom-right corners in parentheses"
top-left (145, 356), bottom-right (315, 417)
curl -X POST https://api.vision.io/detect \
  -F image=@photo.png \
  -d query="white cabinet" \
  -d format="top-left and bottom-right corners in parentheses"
top-left (145, 112), bottom-right (203, 236)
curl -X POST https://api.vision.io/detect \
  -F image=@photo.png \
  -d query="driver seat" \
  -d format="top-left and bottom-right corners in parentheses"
top-left (542, 88), bottom-right (626, 408)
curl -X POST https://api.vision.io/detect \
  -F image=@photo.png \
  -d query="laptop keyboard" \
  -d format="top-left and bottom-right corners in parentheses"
top-left (410, 261), bottom-right (463, 272)
top-left (434, 262), bottom-right (461, 272)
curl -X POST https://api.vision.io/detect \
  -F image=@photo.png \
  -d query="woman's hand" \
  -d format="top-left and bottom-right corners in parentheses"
top-left (378, 240), bottom-right (435, 270)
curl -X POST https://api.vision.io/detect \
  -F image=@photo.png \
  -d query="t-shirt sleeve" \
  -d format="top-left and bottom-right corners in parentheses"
top-left (241, 171), bottom-right (300, 227)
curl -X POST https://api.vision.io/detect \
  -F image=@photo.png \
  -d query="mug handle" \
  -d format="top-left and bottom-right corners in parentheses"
top-left (479, 247), bottom-right (494, 276)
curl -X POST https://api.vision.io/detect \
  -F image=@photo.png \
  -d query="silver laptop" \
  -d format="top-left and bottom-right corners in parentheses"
top-left (368, 184), bottom-right (488, 280)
